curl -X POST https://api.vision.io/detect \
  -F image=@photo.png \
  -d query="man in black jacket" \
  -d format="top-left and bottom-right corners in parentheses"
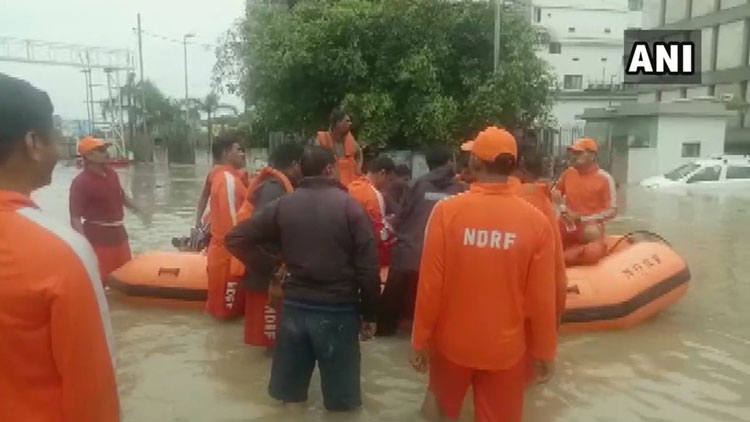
top-left (377, 146), bottom-right (466, 337)
top-left (225, 146), bottom-right (380, 412)
top-left (236, 141), bottom-right (303, 352)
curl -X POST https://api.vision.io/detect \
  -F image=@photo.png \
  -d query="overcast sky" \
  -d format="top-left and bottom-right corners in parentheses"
top-left (1, 0), bottom-right (245, 120)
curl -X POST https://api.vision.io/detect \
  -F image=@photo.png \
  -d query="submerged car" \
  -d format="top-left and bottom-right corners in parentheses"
top-left (641, 156), bottom-right (750, 190)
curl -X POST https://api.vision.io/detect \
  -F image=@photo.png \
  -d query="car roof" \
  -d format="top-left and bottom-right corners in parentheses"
top-left (696, 155), bottom-right (750, 166)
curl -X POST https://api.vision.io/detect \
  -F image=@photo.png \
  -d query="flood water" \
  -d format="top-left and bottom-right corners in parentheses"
top-left (31, 158), bottom-right (750, 422)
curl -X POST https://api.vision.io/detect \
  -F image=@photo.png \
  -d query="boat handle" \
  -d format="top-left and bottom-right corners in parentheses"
top-left (566, 285), bottom-right (580, 294)
top-left (158, 267), bottom-right (181, 276)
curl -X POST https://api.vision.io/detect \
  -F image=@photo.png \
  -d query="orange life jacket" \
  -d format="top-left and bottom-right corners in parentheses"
top-left (317, 131), bottom-right (361, 186)
top-left (229, 167), bottom-right (294, 278)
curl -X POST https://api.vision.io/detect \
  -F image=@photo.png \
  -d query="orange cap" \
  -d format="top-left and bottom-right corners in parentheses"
top-left (568, 137), bottom-right (598, 153)
top-left (460, 140), bottom-right (474, 152)
top-left (77, 137), bottom-right (108, 156)
top-left (468, 126), bottom-right (517, 161)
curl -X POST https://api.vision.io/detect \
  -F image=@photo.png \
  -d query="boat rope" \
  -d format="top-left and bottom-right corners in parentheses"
top-left (608, 230), bottom-right (672, 253)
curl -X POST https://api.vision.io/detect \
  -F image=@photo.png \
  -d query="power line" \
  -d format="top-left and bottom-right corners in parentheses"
top-left (134, 29), bottom-right (216, 51)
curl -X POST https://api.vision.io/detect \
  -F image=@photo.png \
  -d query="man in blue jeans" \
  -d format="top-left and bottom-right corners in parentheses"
top-left (226, 146), bottom-right (380, 411)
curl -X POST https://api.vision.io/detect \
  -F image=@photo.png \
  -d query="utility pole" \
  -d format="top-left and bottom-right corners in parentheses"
top-left (137, 14), bottom-right (147, 136)
top-left (183, 33), bottom-right (195, 123)
top-left (494, 0), bottom-right (502, 72)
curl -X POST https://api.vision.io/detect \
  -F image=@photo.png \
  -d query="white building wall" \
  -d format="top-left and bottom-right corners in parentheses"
top-left (531, 1), bottom-right (642, 128)
top-left (553, 98), bottom-right (623, 125)
top-left (655, 116), bottom-right (726, 177)
top-left (721, 0), bottom-right (747, 10)
top-left (542, 44), bottom-right (625, 88)
top-left (716, 20), bottom-right (746, 70)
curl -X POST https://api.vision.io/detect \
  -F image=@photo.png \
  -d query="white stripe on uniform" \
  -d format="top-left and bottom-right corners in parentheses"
top-left (16, 207), bottom-right (116, 363)
top-left (224, 171), bottom-right (238, 225)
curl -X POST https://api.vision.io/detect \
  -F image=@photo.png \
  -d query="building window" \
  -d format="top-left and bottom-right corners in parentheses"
top-left (629, 0), bottom-right (643, 11)
top-left (534, 7), bottom-right (541, 23)
top-left (681, 142), bottom-right (701, 158)
top-left (549, 42), bottom-right (561, 54)
top-left (605, 28), bottom-right (612, 34)
top-left (601, 57), bottom-right (608, 62)
top-left (563, 75), bottom-right (583, 90)
top-left (568, 27), bottom-right (576, 33)
top-left (572, 57), bottom-right (579, 61)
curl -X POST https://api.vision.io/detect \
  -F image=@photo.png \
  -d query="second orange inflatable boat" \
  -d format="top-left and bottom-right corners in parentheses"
top-left (108, 252), bottom-right (208, 301)
top-left (560, 233), bottom-right (690, 334)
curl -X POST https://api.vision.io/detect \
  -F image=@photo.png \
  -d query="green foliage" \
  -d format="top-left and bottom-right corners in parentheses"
top-left (215, 0), bottom-right (555, 149)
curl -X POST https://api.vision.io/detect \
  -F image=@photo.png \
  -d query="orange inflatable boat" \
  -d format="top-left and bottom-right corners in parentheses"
top-left (560, 232), bottom-right (690, 334)
top-left (108, 252), bottom-right (208, 301)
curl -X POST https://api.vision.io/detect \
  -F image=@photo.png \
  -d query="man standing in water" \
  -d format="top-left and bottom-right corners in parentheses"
top-left (70, 136), bottom-right (148, 281)
top-left (316, 109), bottom-right (363, 186)
top-left (412, 127), bottom-right (557, 422)
top-left (0, 73), bottom-right (119, 421)
top-left (514, 150), bottom-right (567, 322)
top-left (227, 146), bottom-right (380, 411)
top-left (378, 146), bottom-right (465, 337)
top-left (206, 132), bottom-right (248, 320)
top-left (226, 142), bottom-right (304, 351)
top-left (553, 137), bottom-right (616, 265)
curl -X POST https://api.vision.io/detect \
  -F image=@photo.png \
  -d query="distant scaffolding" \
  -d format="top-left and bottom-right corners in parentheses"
top-left (0, 36), bottom-right (135, 153)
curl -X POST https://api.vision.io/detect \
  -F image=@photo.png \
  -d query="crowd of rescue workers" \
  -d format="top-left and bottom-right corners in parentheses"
top-left (0, 74), bottom-right (619, 422)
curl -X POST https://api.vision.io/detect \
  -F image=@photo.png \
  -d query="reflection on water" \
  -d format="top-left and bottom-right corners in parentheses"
top-left (31, 162), bottom-right (750, 422)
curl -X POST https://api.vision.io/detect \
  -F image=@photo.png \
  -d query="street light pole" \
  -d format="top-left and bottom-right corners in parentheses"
top-left (493, 0), bottom-right (505, 73)
top-left (183, 33), bottom-right (195, 123)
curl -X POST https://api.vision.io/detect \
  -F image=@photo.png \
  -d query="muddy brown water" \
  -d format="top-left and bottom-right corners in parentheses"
top-left (31, 160), bottom-right (750, 422)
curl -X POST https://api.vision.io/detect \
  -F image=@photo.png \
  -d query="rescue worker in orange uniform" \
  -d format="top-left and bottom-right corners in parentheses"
top-left (0, 73), bottom-right (119, 422)
top-left (553, 138), bottom-right (617, 266)
top-left (70, 137), bottom-right (148, 281)
top-left (195, 160), bottom-right (250, 230)
top-left (347, 155), bottom-right (397, 268)
top-left (206, 132), bottom-right (248, 320)
top-left (315, 109), bottom-right (363, 186)
top-left (514, 150), bottom-right (567, 320)
top-left (411, 127), bottom-right (557, 422)
top-left (226, 142), bottom-right (304, 351)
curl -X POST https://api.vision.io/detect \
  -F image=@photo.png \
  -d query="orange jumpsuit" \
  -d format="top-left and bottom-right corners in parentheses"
top-left (413, 182), bottom-right (557, 422)
top-left (317, 131), bottom-right (362, 186)
top-left (206, 165), bottom-right (248, 319)
top-left (230, 167), bottom-right (294, 347)
top-left (347, 176), bottom-right (393, 268)
top-left (0, 191), bottom-right (119, 422)
top-left (511, 177), bottom-right (568, 385)
top-left (554, 165), bottom-right (617, 265)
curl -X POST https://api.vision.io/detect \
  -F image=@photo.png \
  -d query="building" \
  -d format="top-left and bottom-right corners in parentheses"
top-left (509, 0), bottom-right (646, 154)
top-left (580, 99), bottom-right (733, 184)
top-left (639, 0), bottom-right (750, 152)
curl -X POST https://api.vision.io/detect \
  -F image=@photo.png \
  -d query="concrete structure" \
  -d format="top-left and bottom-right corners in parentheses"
top-left (516, 0), bottom-right (646, 130)
top-left (580, 99), bottom-right (733, 184)
top-left (639, 0), bottom-right (750, 151)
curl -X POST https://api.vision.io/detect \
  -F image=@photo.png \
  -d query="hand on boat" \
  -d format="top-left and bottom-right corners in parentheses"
top-left (410, 348), bottom-right (429, 373)
top-left (533, 360), bottom-right (555, 385)
top-left (360, 322), bottom-right (377, 341)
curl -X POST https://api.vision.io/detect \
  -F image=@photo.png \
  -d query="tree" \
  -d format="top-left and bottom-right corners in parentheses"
top-left (214, 0), bottom-right (555, 149)
top-left (184, 93), bottom-right (239, 152)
